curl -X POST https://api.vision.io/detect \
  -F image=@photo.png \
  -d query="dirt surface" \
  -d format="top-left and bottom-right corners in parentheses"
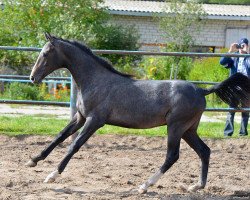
top-left (0, 134), bottom-right (249, 200)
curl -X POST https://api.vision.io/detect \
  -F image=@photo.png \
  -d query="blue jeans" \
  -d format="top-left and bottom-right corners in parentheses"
top-left (224, 111), bottom-right (249, 136)
top-left (224, 99), bottom-right (249, 136)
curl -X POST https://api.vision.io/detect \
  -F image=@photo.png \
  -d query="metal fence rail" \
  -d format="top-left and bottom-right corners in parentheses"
top-left (1, 45), bottom-right (250, 113)
top-left (0, 74), bottom-right (70, 81)
top-left (0, 99), bottom-right (70, 107)
top-left (1, 45), bottom-right (250, 57)
top-left (0, 74), bottom-right (71, 107)
top-left (0, 78), bottom-right (70, 84)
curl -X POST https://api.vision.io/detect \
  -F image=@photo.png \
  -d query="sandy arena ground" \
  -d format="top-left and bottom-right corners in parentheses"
top-left (0, 134), bottom-right (249, 200)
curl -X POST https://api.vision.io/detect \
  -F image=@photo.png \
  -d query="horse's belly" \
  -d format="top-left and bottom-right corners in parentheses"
top-left (107, 112), bottom-right (167, 129)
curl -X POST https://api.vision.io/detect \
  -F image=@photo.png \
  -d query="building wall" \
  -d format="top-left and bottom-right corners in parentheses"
top-left (110, 15), bottom-right (165, 51)
top-left (111, 15), bottom-right (250, 51)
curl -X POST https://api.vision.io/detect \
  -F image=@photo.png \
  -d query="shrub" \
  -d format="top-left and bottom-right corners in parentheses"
top-left (188, 49), bottom-right (229, 107)
top-left (0, 0), bottom-right (140, 75)
top-left (139, 56), bottom-right (193, 80)
top-left (188, 57), bottom-right (228, 82)
top-left (0, 82), bottom-right (70, 102)
top-left (91, 24), bottom-right (141, 75)
top-left (3, 82), bottom-right (42, 100)
top-left (44, 83), bottom-right (70, 102)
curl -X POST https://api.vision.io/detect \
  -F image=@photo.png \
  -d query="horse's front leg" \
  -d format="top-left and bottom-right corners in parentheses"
top-left (44, 116), bottom-right (104, 183)
top-left (25, 112), bottom-right (85, 167)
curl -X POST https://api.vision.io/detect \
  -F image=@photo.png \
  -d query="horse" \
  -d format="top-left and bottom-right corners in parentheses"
top-left (26, 33), bottom-right (250, 194)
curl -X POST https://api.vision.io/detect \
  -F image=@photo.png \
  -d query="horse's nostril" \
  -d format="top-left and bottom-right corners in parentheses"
top-left (30, 76), bottom-right (35, 82)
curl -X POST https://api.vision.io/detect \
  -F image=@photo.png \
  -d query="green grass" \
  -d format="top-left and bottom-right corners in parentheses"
top-left (0, 115), bottom-right (248, 138)
top-left (0, 115), bottom-right (68, 136)
top-left (98, 122), bottom-right (245, 139)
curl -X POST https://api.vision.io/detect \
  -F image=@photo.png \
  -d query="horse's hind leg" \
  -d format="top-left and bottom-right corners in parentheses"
top-left (25, 112), bottom-right (85, 167)
top-left (138, 125), bottom-right (182, 194)
top-left (182, 128), bottom-right (211, 192)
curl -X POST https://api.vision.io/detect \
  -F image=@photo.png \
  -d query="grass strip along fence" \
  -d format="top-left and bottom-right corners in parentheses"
top-left (0, 115), bottom-right (245, 138)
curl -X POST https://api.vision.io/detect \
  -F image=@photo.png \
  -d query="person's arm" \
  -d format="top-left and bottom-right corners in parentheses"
top-left (220, 57), bottom-right (234, 67)
top-left (220, 43), bottom-right (238, 68)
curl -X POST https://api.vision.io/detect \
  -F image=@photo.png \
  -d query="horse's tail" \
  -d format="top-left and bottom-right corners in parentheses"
top-left (202, 73), bottom-right (250, 106)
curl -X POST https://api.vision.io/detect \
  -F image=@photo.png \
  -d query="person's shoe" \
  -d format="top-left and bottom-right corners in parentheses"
top-left (239, 134), bottom-right (248, 137)
top-left (224, 133), bottom-right (233, 137)
top-left (224, 135), bottom-right (232, 138)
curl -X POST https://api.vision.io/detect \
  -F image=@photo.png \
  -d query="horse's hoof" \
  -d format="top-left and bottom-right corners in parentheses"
top-left (178, 184), bottom-right (188, 192)
top-left (44, 177), bottom-right (55, 183)
top-left (138, 188), bottom-right (147, 194)
top-left (138, 184), bottom-right (147, 194)
top-left (25, 160), bottom-right (37, 167)
top-left (188, 184), bottom-right (203, 192)
top-left (44, 170), bottom-right (59, 183)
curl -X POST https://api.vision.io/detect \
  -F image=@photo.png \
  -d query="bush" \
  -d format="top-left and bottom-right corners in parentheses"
top-left (188, 49), bottom-right (229, 107)
top-left (188, 57), bottom-right (228, 82)
top-left (139, 56), bottom-right (193, 80)
top-left (91, 24), bottom-right (141, 75)
top-left (42, 83), bottom-right (70, 102)
top-left (0, 82), bottom-right (70, 102)
top-left (0, 0), bottom-right (141, 75)
top-left (4, 82), bottom-right (42, 100)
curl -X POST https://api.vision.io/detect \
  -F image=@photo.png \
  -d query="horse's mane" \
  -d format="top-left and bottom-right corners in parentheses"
top-left (54, 36), bottom-right (132, 78)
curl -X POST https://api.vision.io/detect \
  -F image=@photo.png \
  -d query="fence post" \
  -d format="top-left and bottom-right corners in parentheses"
top-left (70, 76), bottom-right (77, 119)
top-left (69, 76), bottom-right (78, 141)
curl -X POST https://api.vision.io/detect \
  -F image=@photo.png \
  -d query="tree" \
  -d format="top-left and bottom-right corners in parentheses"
top-left (200, 0), bottom-right (250, 5)
top-left (91, 24), bottom-right (140, 72)
top-left (0, 0), bottom-right (140, 74)
top-left (0, 0), bottom-right (108, 74)
top-left (159, 0), bottom-right (206, 52)
top-left (0, 0), bottom-right (108, 46)
top-left (158, 0), bottom-right (207, 79)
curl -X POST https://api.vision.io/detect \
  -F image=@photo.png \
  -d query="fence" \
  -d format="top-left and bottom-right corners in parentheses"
top-left (0, 75), bottom-right (71, 106)
top-left (1, 45), bottom-right (250, 115)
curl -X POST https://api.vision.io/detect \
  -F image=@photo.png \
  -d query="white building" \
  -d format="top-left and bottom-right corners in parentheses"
top-left (104, 0), bottom-right (250, 51)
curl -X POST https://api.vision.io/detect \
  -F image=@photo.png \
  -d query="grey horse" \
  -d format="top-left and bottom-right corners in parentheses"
top-left (26, 33), bottom-right (250, 193)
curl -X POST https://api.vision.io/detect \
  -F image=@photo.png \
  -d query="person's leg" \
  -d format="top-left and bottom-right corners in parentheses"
top-left (224, 111), bottom-right (235, 136)
top-left (239, 95), bottom-right (250, 136)
top-left (239, 111), bottom-right (249, 136)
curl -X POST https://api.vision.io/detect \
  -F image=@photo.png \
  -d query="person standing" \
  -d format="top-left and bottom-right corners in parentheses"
top-left (220, 38), bottom-right (250, 136)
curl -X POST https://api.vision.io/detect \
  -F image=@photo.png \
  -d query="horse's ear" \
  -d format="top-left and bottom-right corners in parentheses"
top-left (44, 32), bottom-right (55, 45)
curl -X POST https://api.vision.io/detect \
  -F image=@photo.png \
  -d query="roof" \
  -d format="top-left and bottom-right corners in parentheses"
top-left (103, 0), bottom-right (250, 20)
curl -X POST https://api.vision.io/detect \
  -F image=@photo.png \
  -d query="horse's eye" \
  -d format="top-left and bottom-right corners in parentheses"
top-left (43, 52), bottom-right (48, 57)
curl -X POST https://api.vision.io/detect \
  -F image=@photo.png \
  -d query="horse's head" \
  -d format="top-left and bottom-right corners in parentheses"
top-left (30, 33), bottom-right (63, 83)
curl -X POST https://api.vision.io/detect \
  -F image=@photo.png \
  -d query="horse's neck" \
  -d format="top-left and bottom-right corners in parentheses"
top-left (64, 49), bottom-right (116, 89)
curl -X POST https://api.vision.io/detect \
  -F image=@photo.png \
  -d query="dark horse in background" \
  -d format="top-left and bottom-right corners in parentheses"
top-left (26, 33), bottom-right (250, 194)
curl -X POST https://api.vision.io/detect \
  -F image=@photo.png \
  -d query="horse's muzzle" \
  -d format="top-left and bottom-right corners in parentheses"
top-left (30, 75), bottom-right (42, 84)
top-left (30, 75), bottom-right (35, 83)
